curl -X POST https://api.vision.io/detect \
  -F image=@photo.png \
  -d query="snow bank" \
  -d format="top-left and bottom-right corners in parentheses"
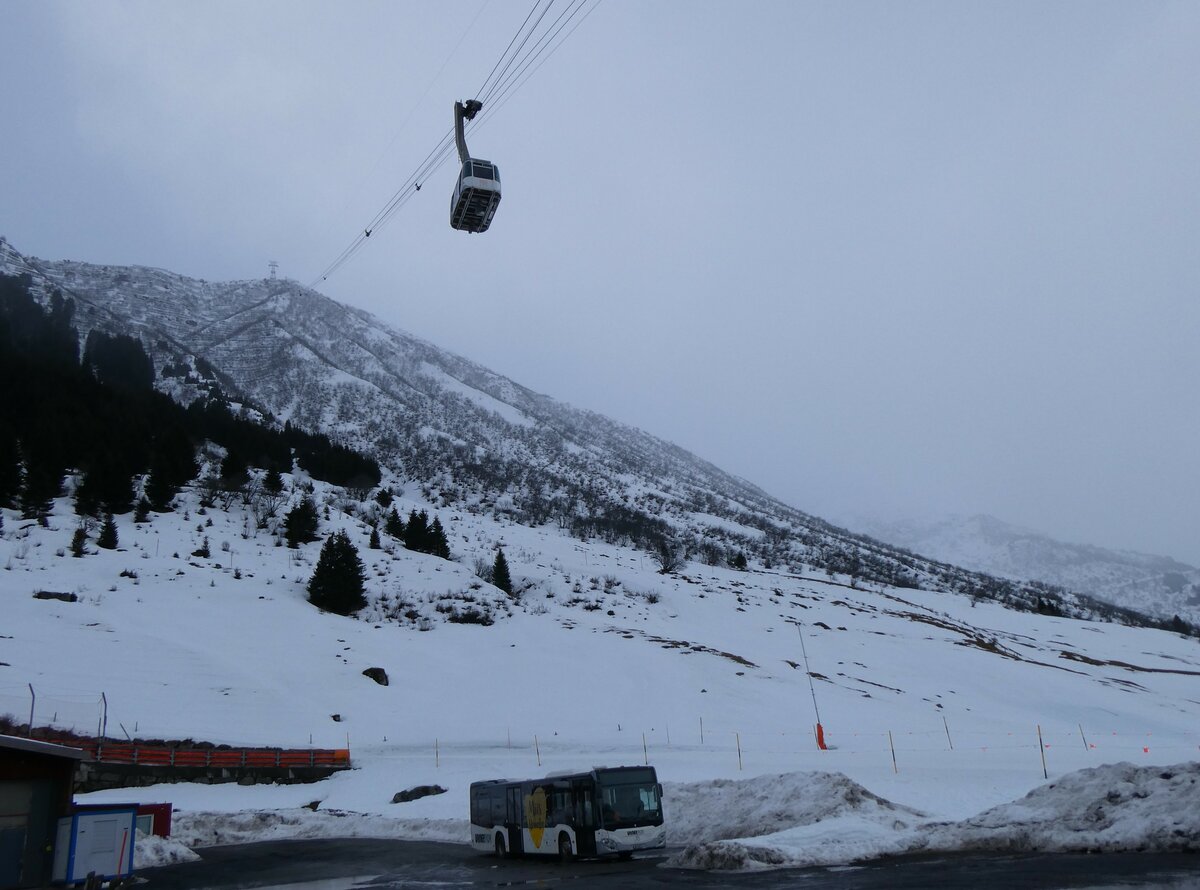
top-left (665, 771), bottom-right (925, 870)
top-left (669, 762), bottom-right (1200, 870)
top-left (923, 761), bottom-right (1200, 855)
top-left (133, 830), bottom-right (200, 868)
top-left (170, 808), bottom-right (465, 849)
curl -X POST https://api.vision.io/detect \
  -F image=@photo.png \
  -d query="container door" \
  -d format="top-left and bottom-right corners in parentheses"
top-left (0, 781), bottom-right (32, 888)
top-left (0, 817), bottom-right (25, 889)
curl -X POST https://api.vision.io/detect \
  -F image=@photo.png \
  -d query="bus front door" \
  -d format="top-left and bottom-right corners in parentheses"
top-left (506, 786), bottom-right (525, 855)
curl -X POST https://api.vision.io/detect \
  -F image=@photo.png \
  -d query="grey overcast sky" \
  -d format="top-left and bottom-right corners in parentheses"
top-left (2, 1), bottom-right (1197, 564)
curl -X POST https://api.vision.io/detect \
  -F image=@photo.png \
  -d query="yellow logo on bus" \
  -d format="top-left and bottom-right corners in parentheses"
top-left (526, 786), bottom-right (547, 848)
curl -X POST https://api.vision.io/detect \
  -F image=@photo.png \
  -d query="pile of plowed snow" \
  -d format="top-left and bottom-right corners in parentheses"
top-left (923, 761), bottom-right (1200, 855)
top-left (668, 762), bottom-right (1200, 870)
top-left (665, 771), bottom-right (925, 869)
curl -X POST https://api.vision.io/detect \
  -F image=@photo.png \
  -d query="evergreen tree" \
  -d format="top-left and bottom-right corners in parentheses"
top-left (369, 527), bottom-right (381, 550)
top-left (75, 449), bottom-right (136, 516)
top-left (70, 527), bottom-right (87, 558)
top-left (307, 531), bottom-right (367, 615)
top-left (429, 516), bottom-right (451, 559)
top-left (145, 466), bottom-right (177, 512)
top-left (134, 497), bottom-right (151, 523)
top-left (219, 450), bottom-right (249, 498)
top-left (492, 548), bottom-right (513, 595)
top-left (97, 514), bottom-right (118, 550)
top-left (384, 507), bottom-right (405, 539)
top-left (0, 431), bottom-right (19, 509)
top-left (284, 497), bottom-right (320, 548)
top-left (403, 509), bottom-right (429, 552)
top-left (262, 466), bottom-right (284, 496)
top-left (82, 329), bottom-right (154, 390)
top-left (374, 488), bottom-right (393, 508)
top-left (19, 461), bottom-right (59, 525)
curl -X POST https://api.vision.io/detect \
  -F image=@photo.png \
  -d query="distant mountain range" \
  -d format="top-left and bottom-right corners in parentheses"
top-left (849, 513), bottom-right (1200, 624)
top-left (1, 237), bottom-right (1190, 633)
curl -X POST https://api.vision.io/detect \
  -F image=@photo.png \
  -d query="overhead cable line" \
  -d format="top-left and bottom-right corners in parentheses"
top-left (311, 0), bottom-right (599, 286)
top-left (476, 0), bottom-right (600, 126)
top-left (334, 0), bottom-right (493, 221)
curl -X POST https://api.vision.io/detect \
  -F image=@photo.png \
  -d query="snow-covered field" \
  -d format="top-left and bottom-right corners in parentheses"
top-left (2, 480), bottom-right (1198, 871)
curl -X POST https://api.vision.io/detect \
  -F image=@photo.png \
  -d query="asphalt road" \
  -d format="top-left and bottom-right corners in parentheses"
top-left (138, 838), bottom-right (1198, 890)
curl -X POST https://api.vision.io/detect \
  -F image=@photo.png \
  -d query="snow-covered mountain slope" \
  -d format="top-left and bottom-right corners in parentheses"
top-left (852, 513), bottom-right (1200, 625)
top-left (3, 480), bottom-right (1199, 868)
top-left (0, 240), bottom-right (1180, 631)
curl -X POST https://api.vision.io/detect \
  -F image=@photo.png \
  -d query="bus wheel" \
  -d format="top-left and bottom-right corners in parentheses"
top-left (558, 834), bottom-right (574, 863)
top-left (495, 833), bottom-right (507, 858)
top-left (617, 851), bottom-right (633, 861)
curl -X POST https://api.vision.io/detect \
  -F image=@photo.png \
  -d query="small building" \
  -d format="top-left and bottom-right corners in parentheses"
top-left (51, 806), bottom-right (136, 887)
top-left (1, 734), bottom-right (86, 889)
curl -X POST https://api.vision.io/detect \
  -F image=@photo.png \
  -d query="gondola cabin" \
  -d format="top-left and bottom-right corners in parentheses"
top-left (451, 159), bottom-right (501, 233)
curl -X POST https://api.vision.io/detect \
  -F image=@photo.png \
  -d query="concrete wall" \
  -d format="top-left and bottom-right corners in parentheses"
top-left (76, 762), bottom-right (346, 793)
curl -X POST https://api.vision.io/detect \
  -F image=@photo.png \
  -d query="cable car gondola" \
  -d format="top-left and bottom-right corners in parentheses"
top-left (450, 99), bottom-right (501, 233)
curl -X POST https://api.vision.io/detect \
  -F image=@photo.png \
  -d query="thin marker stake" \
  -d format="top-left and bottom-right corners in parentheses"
top-left (736, 732), bottom-right (743, 771)
top-left (797, 625), bottom-right (822, 725)
top-left (1037, 724), bottom-right (1048, 779)
top-left (798, 624), bottom-right (828, 749)
top-left (943, 715), bottom-right (954, 751)
top-left (888, 730), bottom-right (898, 773)
top-left (1078, 723), bottom-right (1090, 752)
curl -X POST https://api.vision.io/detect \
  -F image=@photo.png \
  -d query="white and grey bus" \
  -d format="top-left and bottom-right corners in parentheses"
top-left (469, 765), bottom-right (665, 861)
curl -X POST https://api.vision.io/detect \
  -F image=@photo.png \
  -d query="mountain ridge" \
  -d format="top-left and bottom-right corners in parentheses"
top-left (1, 238), bottom-right (1189, 633)
top-left (850, 512), bottom-right (1200, 624)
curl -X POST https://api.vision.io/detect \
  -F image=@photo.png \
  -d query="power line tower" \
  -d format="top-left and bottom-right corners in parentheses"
top-left (268, 260), bottom-right (279, 280)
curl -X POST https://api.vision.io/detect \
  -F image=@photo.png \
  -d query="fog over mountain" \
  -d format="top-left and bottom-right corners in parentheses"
top-left (850, 513), bottom-right (1200, 625)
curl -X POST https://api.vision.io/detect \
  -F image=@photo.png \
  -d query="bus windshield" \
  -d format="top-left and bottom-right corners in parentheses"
top-left (596, 772), bottom-right (661, 829)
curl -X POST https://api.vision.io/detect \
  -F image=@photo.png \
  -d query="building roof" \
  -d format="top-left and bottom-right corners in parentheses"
top-left (0, 733), bottom-right (87, 760)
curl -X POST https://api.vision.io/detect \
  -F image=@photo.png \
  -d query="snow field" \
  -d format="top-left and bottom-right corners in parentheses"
top-left (3, 484), bottom-right (1199, 871)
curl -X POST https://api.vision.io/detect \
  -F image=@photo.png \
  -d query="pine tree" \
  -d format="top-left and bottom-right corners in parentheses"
top-left (429, 516), bottom-right (451, 559)
top-left (218, 450), bottom-right (249, 503)
top-left (492, 548), bottom-right (513, 595)
top-left (284, 497), bottom-right (320, 548)
top-left (134, 497), bottom-right (151, 523)
top-left (0, 431), bottom-right (19, 509)
top-left (403, 509), bottom-right (429, 552)
top-left (307, 531), bottom-right (367, 616)
top-left (97, 514), bottom-right (118, 550)
top-left (145, 461), bottom-right (178, 512)
top-left (384, 507), bottom-right (405, 539)
top-left (70, 527), bottom-right (87, 558)
top-left (263, 466), bottom-right (284, 496)
top-left (19, 462), bottom-right (59, 525)
top-left (369, 527), bottom-right (381, 549)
